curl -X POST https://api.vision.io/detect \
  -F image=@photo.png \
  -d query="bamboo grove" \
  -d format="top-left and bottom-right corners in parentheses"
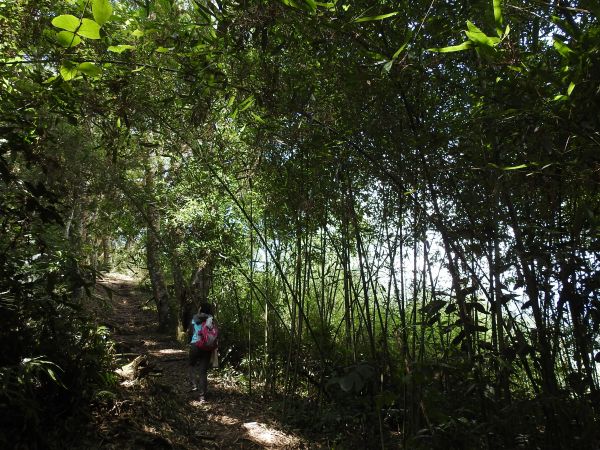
top-left (1, 0), bottom-right (599, 448)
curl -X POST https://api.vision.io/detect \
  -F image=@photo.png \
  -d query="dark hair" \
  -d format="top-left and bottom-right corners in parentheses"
top-left (198, 302), bottom-right (215, 316)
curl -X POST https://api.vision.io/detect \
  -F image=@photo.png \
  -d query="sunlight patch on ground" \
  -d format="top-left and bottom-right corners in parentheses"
top-left (141, 340), bottom-right (160, 347)
top-left (212, 414), bottom-right (240, 426)
top-left (154, 348), bottom-right (186, 355)
top-left (143, 425), bottom-right (158, 434)
top-left (243, 421), bottom-right (300, 447)
top-left (190, 399), bottom-right (209, 407)
top-left (102, 272), bottom-right (137, 282)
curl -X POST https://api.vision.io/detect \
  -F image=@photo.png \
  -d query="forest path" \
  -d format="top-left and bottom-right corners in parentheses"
top-left (90, 273), bottom-right (311, 450)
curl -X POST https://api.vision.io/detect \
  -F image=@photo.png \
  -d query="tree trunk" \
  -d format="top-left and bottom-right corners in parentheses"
top-left (145, 157), bottom-right (173, 333)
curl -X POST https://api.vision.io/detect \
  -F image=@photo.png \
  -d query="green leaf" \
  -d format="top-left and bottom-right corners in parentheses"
top-left (226, 94), bottom-right (236, 108)
top-left (56, 30), bottom-right (82, 48)
top-left (92, 0), bottom-right (113, 26)
top-left (553, 94), bottom-right (569, 101)
top-left (553, 39), bottom-right (573, 57)
top-left (51, 15), bottom-right (80, 32)
top-left (43, 75), bottom-right (59, 84)
top-left (155, 46), bottom-right (173, 53)
top-left (280, 0), bottom-right (301, 10)
top-left (107, 44), bottom-right (135, 53)
top-left (493, 0), bottom-right (503, 29)
top-left (465, 21), bottom-right (500, 47)
top-left (77, 62), bottom-right (102, 77)
top-left (60, 62), bottom-right (79, 81)
top-left (303, 0), bottom-right (317, 13)
top-left (47, 368), bottom-right (58, 382)
top-left (132, 29), bottom-right (145, 37)
top-left (502, 164), bottom-right (528, 170)
top-left (78, 18), bottom-right (101, 39)
top-left (567, 82), bottom-right (575, 96)
top-left (428, 41), bottom-right (473, 53)
top-left (315, 1), bottom-right (336, 10)
top-left (466, 20), bottom-right (484, 34)
top-left (354, 11), bottom-right (398, 22)
top-left (392, 40), bottom-right (410, 59)
top-left (251, 112), bottom-right (265, 124)
top-left (238, 95), bottom-right (255, 112)
top-left (383, 60), bottom-right (394, 73)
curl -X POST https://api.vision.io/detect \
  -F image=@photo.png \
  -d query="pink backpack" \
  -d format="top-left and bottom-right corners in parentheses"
top-left (195, 320), bottom-right (219, 351)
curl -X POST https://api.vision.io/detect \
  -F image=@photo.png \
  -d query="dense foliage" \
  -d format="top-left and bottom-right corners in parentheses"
top-left (1, 0), bottom-right (599, 448)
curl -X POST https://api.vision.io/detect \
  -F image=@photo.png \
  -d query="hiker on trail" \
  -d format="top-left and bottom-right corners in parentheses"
top-left (189, 302), bottom-right (218, 402)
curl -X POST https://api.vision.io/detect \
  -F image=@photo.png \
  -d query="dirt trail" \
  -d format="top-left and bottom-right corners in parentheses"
top-left (90, 273), bottom-right (312, 449)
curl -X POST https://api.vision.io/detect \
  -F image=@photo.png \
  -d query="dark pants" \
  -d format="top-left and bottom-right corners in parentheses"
top-left (189, 344), bottom-right (211, 396)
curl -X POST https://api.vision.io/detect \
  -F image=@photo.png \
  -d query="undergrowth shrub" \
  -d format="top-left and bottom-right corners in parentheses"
top-left (0, 253), bottom-right (115, 449)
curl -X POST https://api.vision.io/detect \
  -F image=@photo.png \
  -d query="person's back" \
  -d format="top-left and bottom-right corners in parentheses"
top-left (188, 304), bottom-right (217, 402)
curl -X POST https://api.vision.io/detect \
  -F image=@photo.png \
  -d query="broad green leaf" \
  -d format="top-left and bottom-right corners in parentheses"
top-left (132, 29), bottom-right (145, 37)
top-left (466, 20), bottom-right (484, 34)
top-left (493, 0), bottom-right (503, 28)
top-left (567, 82), bottom-right (575, 96)
top-left (92, 0), bottom-right (112, 26)
top-left (465, 21), bottom-right (500, 47)
top-left (77, 62), bottom-right (102, 77)
top-left (553, 39), bottom-right (573, 57)
top-left (78, 19), bottom-right (101, 39)
top-left (428, 41), bottom-right (473, 53)
top-left (383, 60), bottom-right (394, 73)
top-left (56, 30), bottom-right (81, 47)
top-left (51, 15), bottom-right (80, 32)
top-left (354, 11), bottom-right (398, 22)
top-left (155, 46), bottom-right (173, 53)
top-left (107, 44), bottom-right (135, 53)
top-left (303, 0), bottom-right (317, 13)
top-left (60, 63), bottom-right (78, 81)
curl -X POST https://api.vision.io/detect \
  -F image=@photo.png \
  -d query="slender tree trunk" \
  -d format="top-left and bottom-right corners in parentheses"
top-left (145, 156), bottom-right (173, 333)
top-left (102, 235), bottom-right (111, 269)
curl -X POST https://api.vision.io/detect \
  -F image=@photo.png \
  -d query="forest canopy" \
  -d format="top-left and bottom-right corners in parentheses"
top-left (1, 0), bottom-right (599, 448)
